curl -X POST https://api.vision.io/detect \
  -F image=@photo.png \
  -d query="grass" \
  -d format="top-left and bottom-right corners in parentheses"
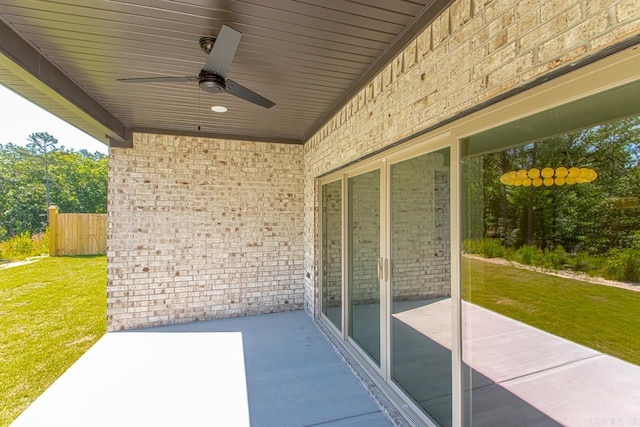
top-left (463, 257), bottom-right (640, 366)
top-left (0, 256), bottom-right (106, 426)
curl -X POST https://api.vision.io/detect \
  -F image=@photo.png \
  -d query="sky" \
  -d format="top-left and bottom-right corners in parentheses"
top-left (0, 84), bottom-right (109, 154)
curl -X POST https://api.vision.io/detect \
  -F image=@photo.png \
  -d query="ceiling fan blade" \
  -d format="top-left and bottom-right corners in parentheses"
top-left (118, 76), bottom-right (198, 83)
top-left (202, 25), bottom-right (241, 78)
top-left (225, 79), bottom-right (275, 109)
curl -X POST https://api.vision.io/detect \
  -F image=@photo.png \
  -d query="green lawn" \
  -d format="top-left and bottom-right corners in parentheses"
top-left (0, 256), bottom-right (106, 426)
top-left (463, 257), bottom-right (640, 366)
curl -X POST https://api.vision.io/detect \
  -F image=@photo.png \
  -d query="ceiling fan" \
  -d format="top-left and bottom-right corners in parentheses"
top-left (118, 25), bottom-right (275, 109)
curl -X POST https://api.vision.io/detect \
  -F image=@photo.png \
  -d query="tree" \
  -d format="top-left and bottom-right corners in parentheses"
top-left (0, 143), bottom-right (46, 236)
top-left (49, 150), bottom-right (108, 213)
top-left (0, 139), bottom-right (108, 240)
top-left (26, 132), bottom-right (59, 214)
top-left (472, 115), bottom-right (640, 255)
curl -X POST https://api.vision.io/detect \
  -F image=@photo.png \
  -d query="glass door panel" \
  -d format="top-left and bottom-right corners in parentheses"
top-left (321, 180), bottom-right (343, 331)
top-left (460, 82), bottom-right (640, 426)
top-left (348, 169), bottom-right (381, 366)
top-left (390, 148), bottom-right (452, 426)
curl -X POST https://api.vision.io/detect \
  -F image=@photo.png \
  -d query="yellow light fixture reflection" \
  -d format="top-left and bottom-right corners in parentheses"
top-left (500, 167), bottom-right (597, 186)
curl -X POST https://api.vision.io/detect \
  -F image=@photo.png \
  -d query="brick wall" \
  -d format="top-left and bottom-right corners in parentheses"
top-left (304, 0), bottom-right (640, 315)
top-left (107, 133), bottom-right (304, 330)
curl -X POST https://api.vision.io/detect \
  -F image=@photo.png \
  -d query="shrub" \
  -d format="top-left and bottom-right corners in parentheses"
top-left (514, 245), bottom-right (542, 266)
top-left (603, 249), bottom-right (640, 283)
top-left (0, 230), bottom-right (49, 262)
top-left (463, 236), bottom-right (639, 284)
top-left (571, 252), bottom-right (587, 272)
top-left (546, 245), bottom-right (568, 270)
top-left (462, 239), bottom-right (481, 255)
top-left (623, 251), bottom-right (640, 283)
top-left (31, 231), bottom-right (49, 256)
top-left (463, 238), bottom-right (505, 258)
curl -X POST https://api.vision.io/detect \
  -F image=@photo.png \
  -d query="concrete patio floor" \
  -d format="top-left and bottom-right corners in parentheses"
top-left (13, 301), bottom-right (640, 426)
top-left (11, 310), bottom-right (392, 427)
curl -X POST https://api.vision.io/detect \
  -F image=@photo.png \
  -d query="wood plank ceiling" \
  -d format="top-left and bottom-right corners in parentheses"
top-left (0, 0), bottom-right (450, 144)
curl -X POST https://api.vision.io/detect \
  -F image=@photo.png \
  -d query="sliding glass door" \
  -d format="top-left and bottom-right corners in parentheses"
top-left (318, 55), bottom-right (638, 427)
top-left (390, 148), bottom-right (452, 425)
top-left (320, 142), bottom-right (452, 425)
top-left (348, 169), bottom-right (382, 366)
top-left (460, 81), bottom-right (640, 426)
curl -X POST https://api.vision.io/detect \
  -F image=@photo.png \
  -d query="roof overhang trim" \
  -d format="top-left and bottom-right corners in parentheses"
top-left (0, 19), bottom-right (127, 146)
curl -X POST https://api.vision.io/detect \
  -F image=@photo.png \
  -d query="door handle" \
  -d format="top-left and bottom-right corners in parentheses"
top-left (378, 257), bottom-right (390, 282)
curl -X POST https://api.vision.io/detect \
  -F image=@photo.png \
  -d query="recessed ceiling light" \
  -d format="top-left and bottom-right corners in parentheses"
top-left (211, 105), bottom-right (227, 113)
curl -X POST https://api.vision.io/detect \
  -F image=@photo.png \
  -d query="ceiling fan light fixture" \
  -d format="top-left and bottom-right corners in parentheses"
top-left (211, 105), bottom-right (228, 113)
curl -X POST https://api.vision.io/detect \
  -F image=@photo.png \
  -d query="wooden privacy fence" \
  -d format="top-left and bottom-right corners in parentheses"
top-left (48, 206), bottom-right (107, 256)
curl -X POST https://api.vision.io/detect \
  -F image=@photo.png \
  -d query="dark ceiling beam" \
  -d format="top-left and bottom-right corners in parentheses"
top-left (302, 0), bottom-right (454, 142)
top-left (0, 19), bottom-right (130, 146)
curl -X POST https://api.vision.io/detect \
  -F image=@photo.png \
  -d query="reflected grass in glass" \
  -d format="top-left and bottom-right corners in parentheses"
top-left (463, 257), bottom-right (640, 365)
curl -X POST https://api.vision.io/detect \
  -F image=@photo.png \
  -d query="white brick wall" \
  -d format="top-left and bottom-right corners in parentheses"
top-left (107, 134), bottom-right (304, 330)
top-left (303, 0), bottom-right (640, 315)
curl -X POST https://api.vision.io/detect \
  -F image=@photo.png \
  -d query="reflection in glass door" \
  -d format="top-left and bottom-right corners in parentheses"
top-left (390, 149), bottom-right (452, 426)
top-left (322, 144), bottom-right (452, 423)
top-left (321, 180), bottom-right (343, 331)
top-left (348, 169), bottom-right (381, 365)
top-left (460, 88), bottom-right (640, 425)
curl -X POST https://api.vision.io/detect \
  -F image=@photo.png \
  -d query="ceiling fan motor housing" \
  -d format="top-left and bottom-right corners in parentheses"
top-left (198, 71), bottom-right (225, 93)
